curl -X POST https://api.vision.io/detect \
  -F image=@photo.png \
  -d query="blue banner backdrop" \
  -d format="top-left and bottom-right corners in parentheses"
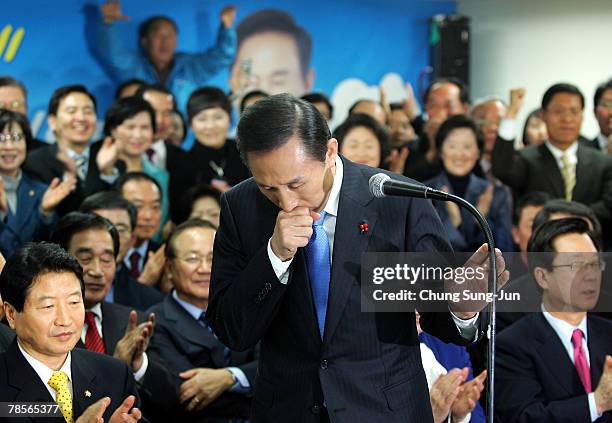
top-left (1, 0), bottom-right (454, 143)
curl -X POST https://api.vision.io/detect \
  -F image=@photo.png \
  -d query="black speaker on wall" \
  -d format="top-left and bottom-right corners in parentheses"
top-left (429, 14), bottom-right (470, 87)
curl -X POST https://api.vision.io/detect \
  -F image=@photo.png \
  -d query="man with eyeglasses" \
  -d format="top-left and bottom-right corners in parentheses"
top-left (495, 217), bottom-right (612, 423)
top-left (0, 76), bottom-right (47, 151)
top-left (492, 83), bottom-right (612, 248)
top-left (146, 219), bottom-right (257, 422)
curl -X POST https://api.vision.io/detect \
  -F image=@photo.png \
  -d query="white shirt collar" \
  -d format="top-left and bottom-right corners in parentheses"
top-left (149, 139), bottom-right (167, 168)
top-left (18, 340), bottom-right (72, 394)
top-left (541, 304), bottom-right (589, 364)
top-left (172, 289), bottom-right (205, 321)
top-left (322, 155), bottom-right (343, 218)
top-left (87, 302), bottom-right (103, 321)
top-left (597, 134), bottom-right (609, 151)
top-left (66, 146), bottom-right (90, 161)
top-left (545, 139), bottom-right (578, 166)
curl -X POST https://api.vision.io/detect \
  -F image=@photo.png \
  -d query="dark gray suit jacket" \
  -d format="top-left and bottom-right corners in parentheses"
top-left (495, 313), bottom-right (612, 422)
top-left (0, 323), bottom-right (14, 353)
top-left (75, 301), bottom-right (179, 422)
top-left (491, 138), bottom-right (612, 229)
top-left (207, 157), bottom-right (480, 423)
top-left (0, 338), bottom-right (140, 422)
top-left (148, 294), bottom-right (257, 420)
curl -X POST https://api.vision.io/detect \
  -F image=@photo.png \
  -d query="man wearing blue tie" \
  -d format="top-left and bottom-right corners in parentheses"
top-left (207, 94), bottom-right (505, 423)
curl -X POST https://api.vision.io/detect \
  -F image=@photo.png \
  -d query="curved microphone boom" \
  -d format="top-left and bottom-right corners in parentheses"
top-left (369, 172), bottom-right (498, 423)
top-left (368, 172), bottom-right (450, 200)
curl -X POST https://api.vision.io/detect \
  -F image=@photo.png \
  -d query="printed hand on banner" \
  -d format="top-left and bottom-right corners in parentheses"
top-left (220, 6), bottom-right (237, 29)
top-left (101, 0), bottom-right (130, 25)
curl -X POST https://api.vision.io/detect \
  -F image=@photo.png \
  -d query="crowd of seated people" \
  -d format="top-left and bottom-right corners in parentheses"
top-left (1, 1), bottom-right (612, 421)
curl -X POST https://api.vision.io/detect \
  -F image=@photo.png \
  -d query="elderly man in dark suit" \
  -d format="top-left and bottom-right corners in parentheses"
top-left (80, 191), bottom-right (164, 311)
top-left (50, 212), bottom-right (178, 421)
top-left (207, 94), bottom-right (507, 423)
top-left (495, 218), bottom-right (612, 422)
top-left (0, 242), bottom-right (142, 422)
top-left (148, 219), bottom-right (257, 422)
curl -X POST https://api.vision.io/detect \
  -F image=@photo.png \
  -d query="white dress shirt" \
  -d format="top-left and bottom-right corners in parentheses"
top-left (81, 303), bottom-right (148, 381)
top-left (18, 341), bottom-right (73, 401)
top-left (544, 139), bottom-right (578, 174)
top-left (266, 156), bottom-right (478, 339)
top-left (541, 305), bottom-right (601, 421)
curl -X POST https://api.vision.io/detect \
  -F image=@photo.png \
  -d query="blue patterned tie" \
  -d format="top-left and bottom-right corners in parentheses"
top-left (305, 211), bottom-right (331, 338)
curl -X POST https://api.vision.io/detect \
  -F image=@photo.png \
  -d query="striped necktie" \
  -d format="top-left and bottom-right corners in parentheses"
top-left (560, 153), bottom-right (575, 200)
top-left (84, 311), bottom-right (106, 354)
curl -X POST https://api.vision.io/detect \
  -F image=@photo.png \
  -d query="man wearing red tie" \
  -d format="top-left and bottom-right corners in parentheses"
top-left (50, 212), bottom-right (178, 420)
top-left (495, 218), bottom-right (612, 422)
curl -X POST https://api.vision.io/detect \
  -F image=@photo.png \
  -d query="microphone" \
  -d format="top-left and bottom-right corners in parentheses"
top-left (368, 173), bottom-right (450, 201)
top-left (369, 172), bottom-right (499, 423)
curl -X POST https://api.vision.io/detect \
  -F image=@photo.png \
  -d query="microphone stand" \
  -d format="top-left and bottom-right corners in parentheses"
top-left (444, 193), bottom-right (497, 423)
top-left (391, 184), bottom-right (498, 423)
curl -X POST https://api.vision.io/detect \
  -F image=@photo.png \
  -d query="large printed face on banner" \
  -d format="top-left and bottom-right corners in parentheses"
top-left (230, 31), bottom-right (313, 99)
top-left (229, 9), bottom-right (315, 105)
top-left (6, 1), bottom-right (455, 141)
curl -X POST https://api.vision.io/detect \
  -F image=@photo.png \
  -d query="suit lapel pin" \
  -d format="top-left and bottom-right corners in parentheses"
top-left (359, 221), bottom-right (369, 234)
top-left (85, 390), bottom-right (91, 398)
top-left (28, 190), bottom-right (35, 197)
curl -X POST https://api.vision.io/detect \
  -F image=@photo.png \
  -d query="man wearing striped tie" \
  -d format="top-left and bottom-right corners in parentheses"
top-left (495, 218), bottom-right (612, 422)
top-left (0, 242), bottom-right (142, 422)
top-left (492, 83), bottom-right (612, 249)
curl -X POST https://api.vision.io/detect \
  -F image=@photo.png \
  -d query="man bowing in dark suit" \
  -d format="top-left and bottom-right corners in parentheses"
top-left (495, 218), bottom-right (612, 422)
top-left (207, 94), bottom-right (507, 423)
top-left (0, 242), bottom-right (142, 422)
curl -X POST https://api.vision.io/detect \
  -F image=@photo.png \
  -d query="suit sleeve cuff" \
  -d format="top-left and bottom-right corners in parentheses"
top-left (267, 238), bottom-right (292, 285)
top-left (452, 412), bottom-right (471, 423)
top-left (450, 310), bottom-right (479, 341)
top-left (133, 352), bottom-right (148, 382)
top-left (498, 118), bottom-right (518, 141)
top-left (226, 367), bottom-right (251, 394)
top-left (588, 392), bottom-right (602, 421)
